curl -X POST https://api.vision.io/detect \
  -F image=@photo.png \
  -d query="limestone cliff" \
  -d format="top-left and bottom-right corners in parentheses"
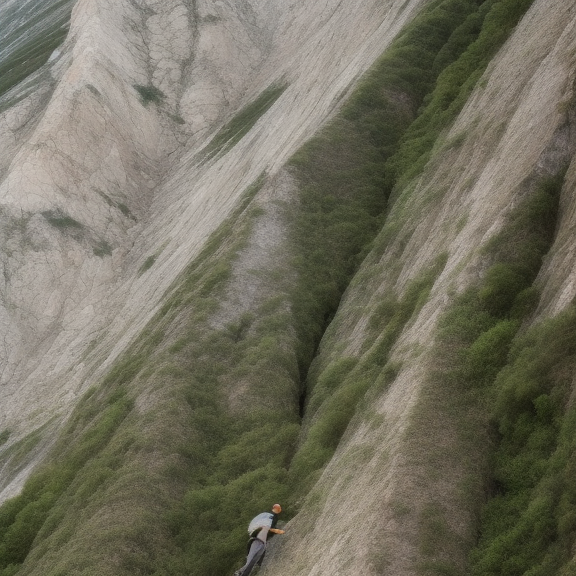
top-left (1, 0), bottom-right (576, 575)
top-left (0, 0), bottom-right (422, 459)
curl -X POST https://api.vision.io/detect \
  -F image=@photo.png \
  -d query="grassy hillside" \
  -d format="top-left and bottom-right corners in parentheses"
top-left (0, 0), bottom-right (550, 574)
top-left (401, 171), bottom-right (570, 576)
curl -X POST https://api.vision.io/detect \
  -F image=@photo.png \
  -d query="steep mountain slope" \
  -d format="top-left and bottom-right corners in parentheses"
top-left (0, 0), bottom-right (425, 488)
top-left (265, 1), bottom-right (576, 574)
top-left (1, 0), bottom-right (576, 575)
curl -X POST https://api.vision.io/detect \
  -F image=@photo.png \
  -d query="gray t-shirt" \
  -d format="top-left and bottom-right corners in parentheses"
top-left (248, 512), bottom-right (274, 535)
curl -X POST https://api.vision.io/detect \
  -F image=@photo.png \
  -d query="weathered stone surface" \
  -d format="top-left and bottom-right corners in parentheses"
top-left (0, 0), bottom-right (430, 497)
top-left (263, 2), bottom-right (576, 575)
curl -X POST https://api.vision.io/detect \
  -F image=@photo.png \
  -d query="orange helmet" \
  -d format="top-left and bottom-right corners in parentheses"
top-left (272, 504), bottom-right (282, 513)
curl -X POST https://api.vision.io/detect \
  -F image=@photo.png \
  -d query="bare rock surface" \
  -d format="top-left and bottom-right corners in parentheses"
top-left (0, 0), bottom-right (429, 498)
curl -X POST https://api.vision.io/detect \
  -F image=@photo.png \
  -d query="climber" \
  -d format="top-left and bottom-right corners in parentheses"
top-left (233, 504), bottom-right (285, 576)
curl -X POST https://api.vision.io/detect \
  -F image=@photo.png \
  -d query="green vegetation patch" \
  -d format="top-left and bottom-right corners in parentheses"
top-left (138, 254), bottom-right (158, 275)
top-left (134, 84), bottom-right (165, 106)
top-left (0, 431), bottom-right (10, 447)
top-left (438, 173), bottom-right (563, 389)
top-left (41, 210), bottom-right (83, 231)
top-left (199, 83), bottom-right (287, 162)
top-left (386, 0), bottom-right (535, 194)
top-left (400, 170), bottom-right (566, 575)
top-left (118, 203), bottom-right (135, 220)
top-left (93, 240), bottom-right (112, 257)
top-left (0, 389), bottom-right (132, 574)
top-left (285, 0), bottom-right (482, 372)
top-left (150, 178), bottom-right (301, 575)
top-left (0, 425), bottom-right (51, 490)
top-left (0, 175), bottom-right (300, 576)
top-left (290, 256), bottom-right (446, 498)
top-left (470, 310), bottom-right (576, 576)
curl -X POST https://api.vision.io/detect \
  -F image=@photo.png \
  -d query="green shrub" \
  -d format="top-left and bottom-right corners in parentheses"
top-left (478, 264), bottom-right (529, 317)
top-left (200, 83), bottom-right (287, 161)
top-left (304, 357), bottom-right (359, 415)
top-left (463, 319), bottom-right (519, 386)
top-left (0, 431), bottom-right (9, 447)
top-left (134, 84), bottom-right (165, 105)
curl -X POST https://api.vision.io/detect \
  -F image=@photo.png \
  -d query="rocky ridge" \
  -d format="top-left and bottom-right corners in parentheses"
top-left (0, 0), bottom-right (423, 444)
top-left (1, 0), bottom-right (576, 575)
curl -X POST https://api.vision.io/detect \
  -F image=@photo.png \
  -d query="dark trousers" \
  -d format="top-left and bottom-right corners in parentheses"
top-left (234, 538), bottom-right (266, 576)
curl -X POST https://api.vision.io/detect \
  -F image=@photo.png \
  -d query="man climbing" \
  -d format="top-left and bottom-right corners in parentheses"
top-left (233, 504), bottom-right (285, 576)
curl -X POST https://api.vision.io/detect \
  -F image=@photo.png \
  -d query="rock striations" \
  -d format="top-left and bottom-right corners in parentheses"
top-left (1, 0), bottom-right (576, 574)
top-left (0, 0), bottom-right (423, 442)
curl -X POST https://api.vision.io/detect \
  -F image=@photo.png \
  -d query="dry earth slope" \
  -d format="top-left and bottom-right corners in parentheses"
top-left (0, 0), bottom-right (426, 496)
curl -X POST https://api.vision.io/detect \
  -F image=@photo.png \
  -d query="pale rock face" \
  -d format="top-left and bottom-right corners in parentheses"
top-left (0, 0), bottom-right (429, 498)
top-left (262, 1), bottom-right (576, 575)
top-left (0, 0), bottom-right (575, 570)
top-left (0, 0), bottom-right (164, 435)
